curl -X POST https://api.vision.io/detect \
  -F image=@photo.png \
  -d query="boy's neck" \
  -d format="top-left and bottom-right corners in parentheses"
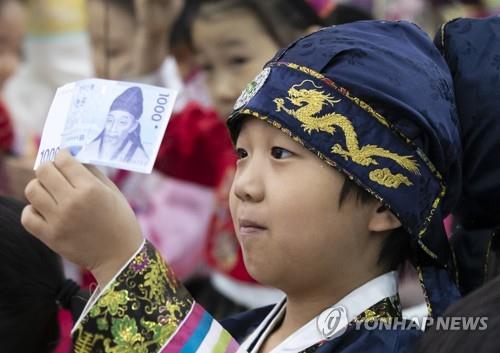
top-left (270, 268), bottom-right (389, 348)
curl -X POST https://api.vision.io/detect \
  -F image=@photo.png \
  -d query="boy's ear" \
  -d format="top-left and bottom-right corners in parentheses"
top-left (368, 204), bottom-right (401, 232)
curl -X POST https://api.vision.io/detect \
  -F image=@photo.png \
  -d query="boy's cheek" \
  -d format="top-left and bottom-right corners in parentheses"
top-left (227, 189), bottom-right (239, 220)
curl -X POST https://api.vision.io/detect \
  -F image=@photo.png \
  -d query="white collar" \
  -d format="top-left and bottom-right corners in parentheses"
top-left (240, 271), bottom-right (399, 353)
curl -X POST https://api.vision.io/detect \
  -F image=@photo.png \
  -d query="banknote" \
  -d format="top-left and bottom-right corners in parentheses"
top-left (34, 79), bottom-right (178, 173)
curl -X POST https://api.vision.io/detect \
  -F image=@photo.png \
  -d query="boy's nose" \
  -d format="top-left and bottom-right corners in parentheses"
top-left (232, 158), bottom-right (265, 203)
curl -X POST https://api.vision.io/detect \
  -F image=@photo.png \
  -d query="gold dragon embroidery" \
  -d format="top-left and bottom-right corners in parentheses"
top-left (73, 242), bottom-right (194, 353)
top-left (274, 80), bottom-right (342, 134)
top-left (273, 80), bottom-right (420, 188)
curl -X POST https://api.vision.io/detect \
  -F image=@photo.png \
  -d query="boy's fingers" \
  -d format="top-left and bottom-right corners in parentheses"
top-left (51, 149), bottom-right (119, 194)
top-left (21, 205), bottom-right (49, 240)
top-left (85, 165), bottom-right (120, 192)
top-left (35, 161), bottom-right (74, 203)
top-left (53, 149), bottom-right (97, 188)
top-left (24, 178), bottom-right (57, 217)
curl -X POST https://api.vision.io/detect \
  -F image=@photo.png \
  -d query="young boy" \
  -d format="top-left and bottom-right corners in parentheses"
top-left (21, 20), bottom-right (464, 353)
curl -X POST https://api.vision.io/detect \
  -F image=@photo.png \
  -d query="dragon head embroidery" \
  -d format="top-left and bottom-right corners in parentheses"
top-left (273, 79), bottom-right (421, 188)
top-left (274, 80), bottom-right (342, 134)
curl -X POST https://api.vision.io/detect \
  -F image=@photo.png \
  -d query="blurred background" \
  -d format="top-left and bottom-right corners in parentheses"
top-left (0, 1), bottom-right (498, 352)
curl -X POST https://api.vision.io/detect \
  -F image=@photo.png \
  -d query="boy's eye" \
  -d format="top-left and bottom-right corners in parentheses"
top-left (236, 148), bottom-right (248, 160)
top-left (229, 56), bottom-right (249, 67)
top-left (271, 147), bottom-right (293, 160)
top-left (106, 47), bottom-right (124, 59)
top-left (200, 63), bottom-right (214, 73)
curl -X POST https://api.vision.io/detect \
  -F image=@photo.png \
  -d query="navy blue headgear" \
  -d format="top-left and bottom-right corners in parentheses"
top-left (435, 17), bottom-right (500, 231)
top-left (434, 16), bottom-right (500, 295)
top-left (228, 20), bottom-right (464, 317)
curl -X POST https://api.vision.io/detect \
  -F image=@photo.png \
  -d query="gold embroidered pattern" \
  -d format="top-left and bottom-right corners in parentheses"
top-left (73, 330), bottom-right (104, 353)
top-left (332, 139), bottom-right (419, 172)
top-left (369, 168), bottom-right (413, 188)
top-left (274, 80), bottom-right (342, 134)
top-left (73, 241), bottom-right (194, 353)
top-left (353, 294), bottom-right (402, 324)
top-left (274, 79), bottom-right (420, 188)
top-left (416, 265), bottom-right (433, 318)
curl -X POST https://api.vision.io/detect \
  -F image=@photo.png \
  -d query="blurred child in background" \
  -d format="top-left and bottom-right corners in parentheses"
top-left (0, 196), bottom-right (88, 353)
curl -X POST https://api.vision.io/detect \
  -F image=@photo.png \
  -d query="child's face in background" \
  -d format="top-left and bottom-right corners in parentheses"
top-left (192, 7), bottom-right (279, 119)
top-left (229, 119), bottom-right (382, 293)
top-left (87, 0), bottom-right (135, 79)
top-left (0, 0), bottom-right (25, 88)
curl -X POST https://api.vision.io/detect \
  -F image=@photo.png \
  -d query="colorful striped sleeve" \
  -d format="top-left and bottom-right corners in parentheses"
top-left (71, 240), bottom-right (241, 353)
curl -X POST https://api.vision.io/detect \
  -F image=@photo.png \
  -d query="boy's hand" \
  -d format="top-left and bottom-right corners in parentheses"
top-left (21, 150), bottom-right (143, 286)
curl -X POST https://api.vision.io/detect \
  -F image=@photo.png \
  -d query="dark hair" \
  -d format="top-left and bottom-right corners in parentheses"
top-left (0, 0), bottom-right (22, 7)
top-left (0, 197), bottom-right (88, 353)
top-left (110, 0), bottom-right (134, 16)
top-left (338, 178), bottom-right (411, 271)
top-left (189, 0), bottom-right (324, 47)
top-left (92, 0), bottom-right (135, 16)
top-left (170, 0), bottom-right (198, 50)
top-left (0, 197), bottom-right (61, 352)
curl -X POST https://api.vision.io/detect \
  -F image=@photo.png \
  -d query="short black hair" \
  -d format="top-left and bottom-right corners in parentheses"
top-left (110, 0), bottom-right (134, 15)
top-left (189, 0), bottom-right (323, 48)
top-left (92, 0), bottom-right (135, 16)
top-left (338, 178), bottom-right (411, 271)
top-left (0, 197), bottom-right (62, 352)
top-left (170, 0), bottom-right (198, 50)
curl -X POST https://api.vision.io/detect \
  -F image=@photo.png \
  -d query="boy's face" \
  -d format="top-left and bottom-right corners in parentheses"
top-left (192, 7), bottom-right (279, 119)
top-left (87, 0), bottom-right (135, 80)
top-left (229, 119), bottom-right (380, 292)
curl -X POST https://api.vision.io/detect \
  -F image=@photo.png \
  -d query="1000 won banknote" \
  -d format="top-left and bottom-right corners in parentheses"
top-left (34, 79), bottom-right (178, 173)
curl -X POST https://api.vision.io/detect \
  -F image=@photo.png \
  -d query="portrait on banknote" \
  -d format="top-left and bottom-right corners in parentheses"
top-left (36, 79), bottom-right (177, 173)
top-left (77, 86), bottom-right (149, 165)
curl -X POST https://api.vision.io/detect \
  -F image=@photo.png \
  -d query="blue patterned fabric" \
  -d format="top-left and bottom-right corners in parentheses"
top-left (435, 16), bottom-right (500, 230)
top-left (434, 16), bottom-right (500, 295)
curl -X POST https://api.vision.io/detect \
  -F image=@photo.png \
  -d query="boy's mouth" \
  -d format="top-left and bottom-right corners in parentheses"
top-left (238, 218), bottom-right (267, 236)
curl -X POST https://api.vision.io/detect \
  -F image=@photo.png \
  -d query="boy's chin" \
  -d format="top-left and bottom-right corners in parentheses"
top-left (244, 260), bottom-right (281, 288)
